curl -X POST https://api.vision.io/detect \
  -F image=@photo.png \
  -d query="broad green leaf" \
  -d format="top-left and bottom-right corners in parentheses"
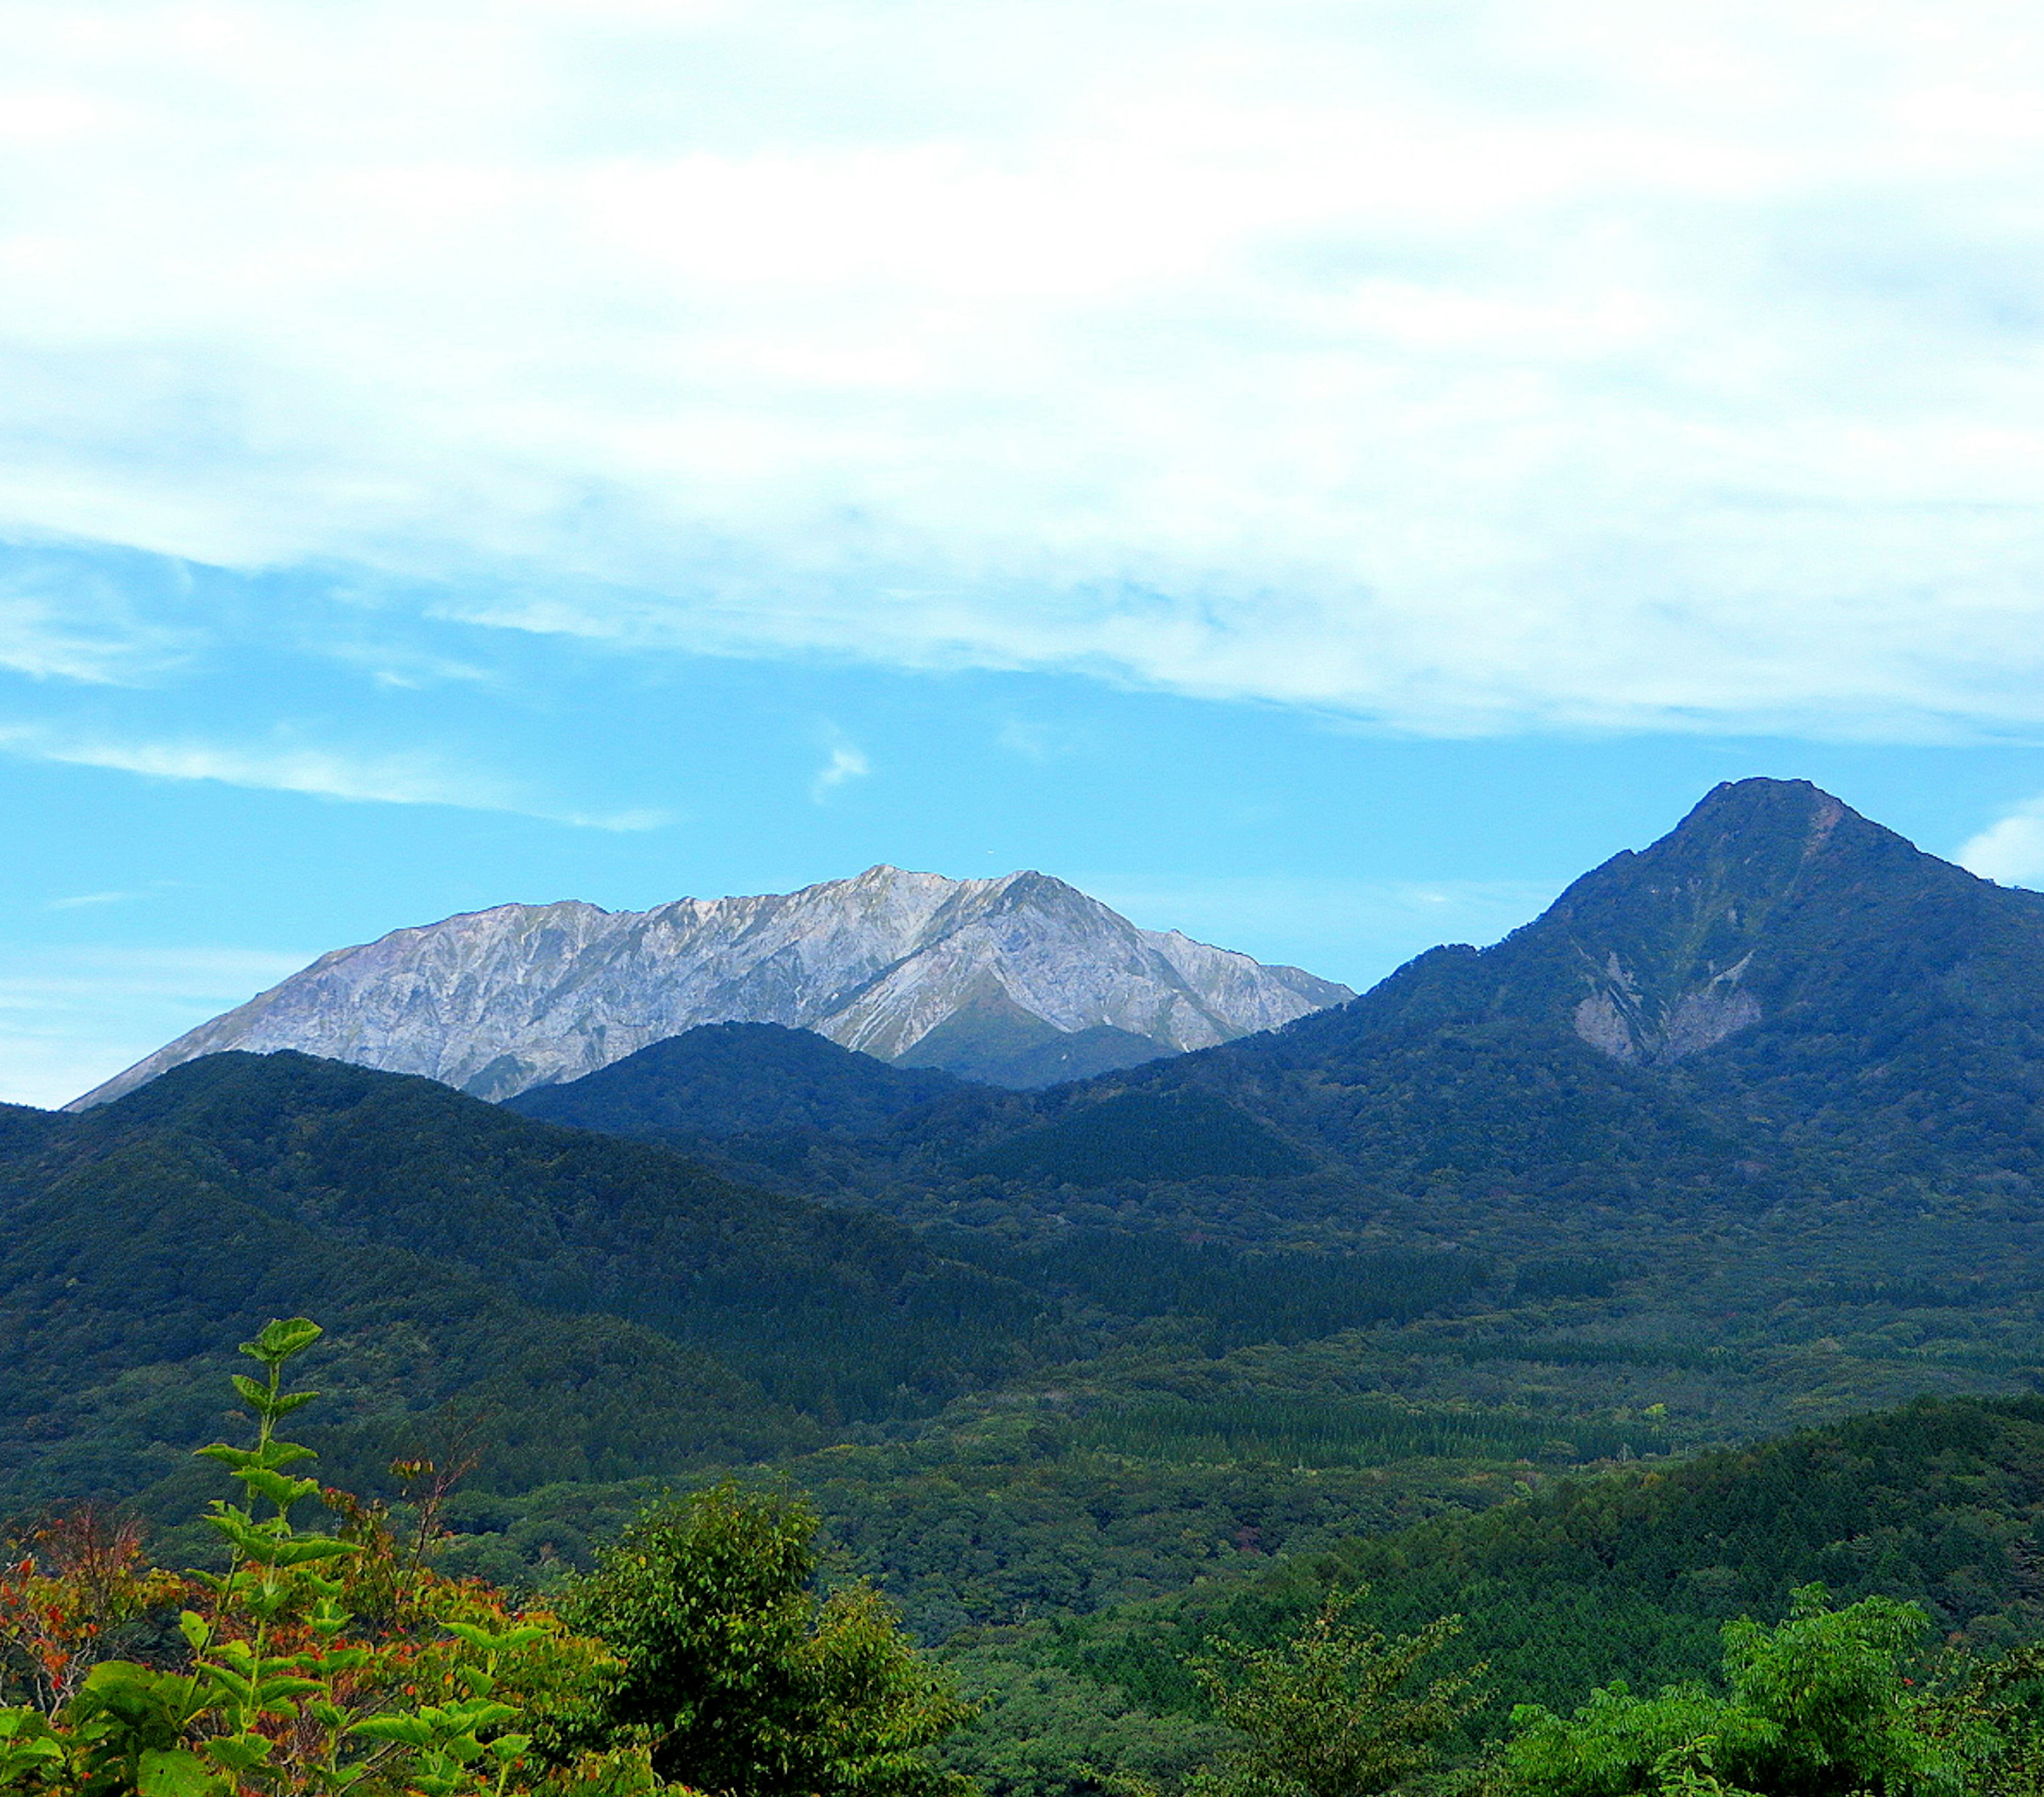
top-left (243, 1317), bottom-right (323, 1365)
top-left (138, 1747), bottom-right (225, 1797)
top-left (252, 1439), bottom-right (317, 1469)
top-left (254, 1677), bottom-right (323, 1707)
top-left (268, 1536), bottom-right (358, 1569)
top-left (202, 1734), bottom-right (273, 1776)
top-left (235, 1466), bottom-right (322, 1510)
top-left (195, 1444), bottom-right (257, 1470)
top-left (230, 1373), bottom-right (274, 1411)
top-left (352, 1716), bottom-right (434, 1749)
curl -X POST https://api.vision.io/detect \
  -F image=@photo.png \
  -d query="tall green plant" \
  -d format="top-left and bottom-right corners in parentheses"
top-left (0, 1318), bottom-right (644, 1797)
top-left (1500, 1585), bottom-right (1964, 1797)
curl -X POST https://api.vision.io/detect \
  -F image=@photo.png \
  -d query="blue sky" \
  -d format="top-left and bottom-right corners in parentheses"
top-left (5, 2), bottom-right (2044, 1105)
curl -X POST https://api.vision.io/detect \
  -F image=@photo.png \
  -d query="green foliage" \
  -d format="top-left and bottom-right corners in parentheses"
top-left (0, 1320), bottom-right (982, 1797)
top-left (560, 1485), bottom-right (971, 1797)
top-left (505, 1026), bottom-right (965, 1143)
top-left (1500, 1585), bottom-right (1961, 1797)
top-left (960, 1094), bottom-right (1311, 1186)
top-left (1035, 1392), bottom-right (2044, 1751)
top-left (0, 1316), bottom-right (647, 1797)
top-left (936, 1235), bottom-right (1487, 1353)
top-left (1068, 1396), bottom-right (1663, 1470)
top-left (933, 1639), bottom-right (1231, 1797)
top-left (1187, 1593), bottom-right (1480, 1797)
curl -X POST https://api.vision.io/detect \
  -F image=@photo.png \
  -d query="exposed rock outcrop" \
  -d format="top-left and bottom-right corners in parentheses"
top-left (69, 865), bottom-right (1352, 1104)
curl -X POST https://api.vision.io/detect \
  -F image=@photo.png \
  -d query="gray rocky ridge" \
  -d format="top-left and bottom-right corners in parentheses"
top-left (69, 865), bottom-right (1354, 1107)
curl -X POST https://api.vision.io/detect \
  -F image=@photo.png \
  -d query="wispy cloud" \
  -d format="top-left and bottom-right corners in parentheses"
top-left (0, 558), bottom-right (197, 685)
top-left (46, 890), bottom-right (134, 910)
top-left (2, 7), bottom-right (2044, 733)
top-left (0, 724), bottom-right (670, 831)
top-left (810, 733), bottom-right (871, 803)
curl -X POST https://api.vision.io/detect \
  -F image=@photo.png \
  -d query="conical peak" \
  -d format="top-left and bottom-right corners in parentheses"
top-left (1671, 778), bottom-right (1858, 852)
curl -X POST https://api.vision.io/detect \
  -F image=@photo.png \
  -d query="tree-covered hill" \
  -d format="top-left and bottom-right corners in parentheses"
top-left (954, 1389), bottom-right (2044, 1790)
top-left (0, 1050), bottom-right (1524, 1532)
top-left (505, 1021), bottom-right (970, 1141)
top-left (0, 1049), bottom-right (1071, 1516)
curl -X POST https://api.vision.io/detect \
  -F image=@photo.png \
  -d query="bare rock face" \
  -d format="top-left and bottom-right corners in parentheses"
top-left (68, 866), bottom-right (1353, 1106)
top-left (1571, 952), bottom-right (1762, 1065)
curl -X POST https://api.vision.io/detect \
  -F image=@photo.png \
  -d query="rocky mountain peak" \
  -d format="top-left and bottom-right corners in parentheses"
top-left (69, 867), bottom-right (1352, 1106)
top-left (1346, 777), bottom-right (2043, 1078)
top-left (1549, 779), bottom-right (1905, 1064)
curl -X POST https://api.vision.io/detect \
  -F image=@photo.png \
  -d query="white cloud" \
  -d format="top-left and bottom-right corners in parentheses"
top-left (0, 556), bottom-right (197, 683)
top-left (1958, 802), bottom-right (2044, 887)
top-left (0, 723), bottom-right (670, 830)
top-left (1, 5), bottom-right (2044, 732)
top-left (809, 735), bottom-right (870, 802)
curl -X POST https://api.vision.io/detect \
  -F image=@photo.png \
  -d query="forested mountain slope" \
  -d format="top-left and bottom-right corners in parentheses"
top-left (506, 1021), bottom-right (971, 1141)
top-left (946, 1391), bottom-right (2044, 1794)
top-left (1290, 777), bottom-right (2044, 1175)
top-left (575, 781), bottom-right (2043, 1235)
top-left (0, 1051), bottom-right (1526, 1531)
top-left (0, 1050), bottom-right (1065, 1515)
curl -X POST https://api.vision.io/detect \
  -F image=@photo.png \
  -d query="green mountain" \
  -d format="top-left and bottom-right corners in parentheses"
top-left (942, 1389), bottom-right (2044, 1794)
top-left (1322, 777), bottom-right (2044, 1177)
top-left (505, 1021), bottom-right (970, 1141)
top-left (763, 778), bottom-right (2044, 1220)
top-left (0, 1049), bottom-right (1519, 1529)
top-left (0, 1049), bottom-right (1062, 1514)
top-left (14, 774), bottom-right (2044, 1685)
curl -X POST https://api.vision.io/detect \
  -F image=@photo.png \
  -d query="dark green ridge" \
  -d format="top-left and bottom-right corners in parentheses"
top-left (1043, 1390), bottom-right (2044, 1737)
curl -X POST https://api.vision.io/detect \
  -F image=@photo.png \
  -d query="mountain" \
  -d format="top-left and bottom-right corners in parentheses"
top-left (1, 1048), bottom-right (1514, 1522)
top-left (69, 866), bottom-right (1351, 1106)
top-left (528, 781), bottom-right (2044, 1248)
top-left (0, 1048), bottom-right (1053, 1512)
top-left (1280, 777), bottom-right (2044, 1182)
top-left (955, 778), bottom-right (2044, 1195)
top-left (506, 1021), bottom-right (971, 1141)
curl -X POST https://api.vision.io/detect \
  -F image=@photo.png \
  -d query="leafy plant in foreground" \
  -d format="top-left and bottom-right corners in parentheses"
top-left (0, 1318), bottom-right (642, 1797)
top-left (1499, 1585), bottom-right (1963, 1797)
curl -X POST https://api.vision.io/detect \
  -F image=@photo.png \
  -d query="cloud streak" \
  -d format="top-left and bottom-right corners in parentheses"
top-left (0, 723), bottom-right (669, 831)
top-left (2, 5), bottom-right (2044, 734)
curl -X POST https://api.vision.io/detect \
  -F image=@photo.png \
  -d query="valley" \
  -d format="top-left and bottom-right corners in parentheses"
top-left (9, 776), bottom-right (2044, 1792)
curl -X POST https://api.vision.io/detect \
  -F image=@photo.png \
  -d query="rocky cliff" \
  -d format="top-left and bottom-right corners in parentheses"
top-left (69, 865), bottom-right (1351, 1104)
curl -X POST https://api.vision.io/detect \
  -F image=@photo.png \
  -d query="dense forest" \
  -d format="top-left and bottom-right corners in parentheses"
top-left (12, 1326), bottom-right (2044, 1797)
top-left (12, 779), bottom-right (2044, 1791)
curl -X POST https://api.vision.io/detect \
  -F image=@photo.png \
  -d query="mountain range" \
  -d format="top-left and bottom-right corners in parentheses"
top-left (10, 774), bottom-right (2044, 1642)
top-left (512, 779), bottom-right (2044, 1222)
top-left (13, 771), bottom-right (2044, 1797)
top-left (69, 865), bottom-right (1352, 1106)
